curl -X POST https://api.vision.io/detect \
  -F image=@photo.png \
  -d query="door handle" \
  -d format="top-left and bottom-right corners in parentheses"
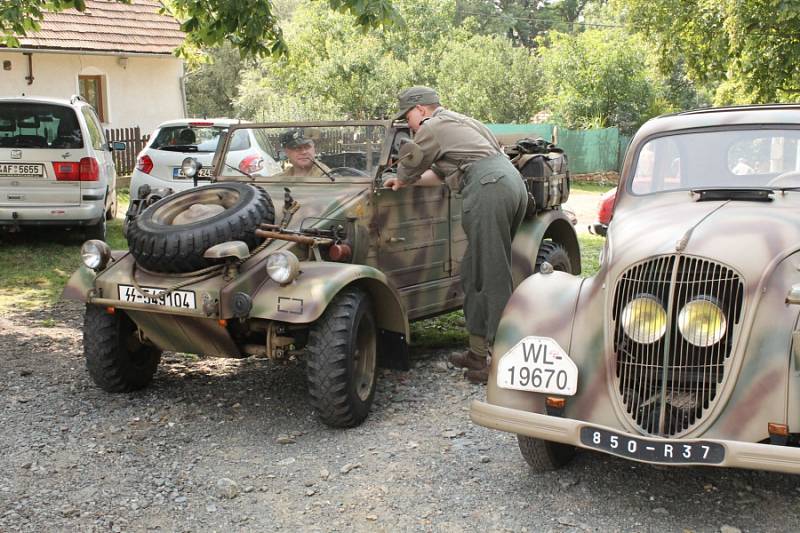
top-left (388, 237), bottom-right (406, 243)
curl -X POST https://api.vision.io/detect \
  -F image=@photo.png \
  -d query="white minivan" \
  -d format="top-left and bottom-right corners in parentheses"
top-left (0, 95), bottom-right (123, 240)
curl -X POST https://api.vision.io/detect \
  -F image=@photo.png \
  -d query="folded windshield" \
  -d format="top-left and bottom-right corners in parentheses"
top-left (630, 128), bottom-right (800, 194)
top-left (218, 125), bottom-right (387, 179)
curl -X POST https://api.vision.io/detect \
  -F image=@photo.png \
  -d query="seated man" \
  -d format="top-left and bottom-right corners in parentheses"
top-left (277, 129), bottom-right (331, 177)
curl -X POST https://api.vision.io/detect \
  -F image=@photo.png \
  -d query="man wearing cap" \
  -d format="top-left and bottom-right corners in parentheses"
top-left (277, 129), bottom-right (331, 178)
top-left (384, 86), bottom-right (528, 384)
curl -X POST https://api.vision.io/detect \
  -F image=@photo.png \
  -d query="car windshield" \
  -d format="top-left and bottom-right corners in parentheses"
top-left (217, 124), bottom-right (387, 180)
top-left (0, 103), bottom-right (83, 149)
top-left (630, 128), bottom-right (800, 194)
top-left (151, 125), bottom-right (241, 153)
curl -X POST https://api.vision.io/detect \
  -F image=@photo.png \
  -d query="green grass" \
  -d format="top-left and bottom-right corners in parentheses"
top-left (0, 193), bottom-right (128, 311)
top-left (571, 179), bottom-right (616, 194)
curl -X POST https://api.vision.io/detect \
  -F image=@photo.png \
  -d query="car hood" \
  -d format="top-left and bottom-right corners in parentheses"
top-left (608, 192), bottom-right (800, 278)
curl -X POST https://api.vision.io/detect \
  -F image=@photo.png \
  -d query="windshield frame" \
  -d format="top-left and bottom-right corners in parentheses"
top-left (214, 120), bottom-right (394, 182)
top-left (624, 124), bottom-right (800, 197)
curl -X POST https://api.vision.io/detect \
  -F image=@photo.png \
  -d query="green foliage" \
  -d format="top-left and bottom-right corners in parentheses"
top-left (2, 0), bottom-right (400, 58)
top-left (185, 44), bottom-right (246, 118)
top-left (236, 0), bottom-right (548, 122)
top-left (612, 0), bottom-right (800, 104)
top-left (538, 28), bottom-right (664, 133)
top-left (436, 33), bottom-right (543, 122)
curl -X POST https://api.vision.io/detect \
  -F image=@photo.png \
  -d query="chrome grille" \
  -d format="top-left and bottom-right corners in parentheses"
top-left (612, 255), bottom-right (743, 436)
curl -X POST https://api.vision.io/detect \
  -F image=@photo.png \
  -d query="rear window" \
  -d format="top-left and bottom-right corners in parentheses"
top-left (0, 103), bottom-right (83, 149)
top-left (150, 125), bottom-right (249, 153)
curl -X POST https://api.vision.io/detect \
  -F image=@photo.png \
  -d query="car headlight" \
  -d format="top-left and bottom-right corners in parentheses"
top-left (678, 298), bottom-right (727, 347)
top-left (81, 239), bottom-right (111, 271)
top-left (621, 295), bottom-right (667, 344)
top-left (266, 251), bottom-right (300, 284)
top-left (181, 157), bottom-right (201, 178)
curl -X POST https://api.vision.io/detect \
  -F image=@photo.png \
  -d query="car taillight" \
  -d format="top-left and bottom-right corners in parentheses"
top-left (137, 154), bottom-right (154, 174)
top-left (79, 157), bottom-right (99, 181)
top-left (53, 162), bottom-right (80, 181)
top-left (239, 154), bottom-right (263, 174)
top-left (189, 121), bottom-right (213, 127)
top-left (52, 157), bottom-right (99, 181)
top-left (597, 188), bottom-right (617, 225)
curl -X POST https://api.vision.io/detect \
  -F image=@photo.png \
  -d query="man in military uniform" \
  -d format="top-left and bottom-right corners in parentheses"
top-left (277, 129), bottom-right (331, 178)
top-left (383, 86), bottom-right (528, 383)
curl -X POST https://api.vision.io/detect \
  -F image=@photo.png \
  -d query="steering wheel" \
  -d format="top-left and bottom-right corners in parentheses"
top-left (328, 167), bottom-right (369, 177)
top-left (767, 170), bottom-right (800, 187)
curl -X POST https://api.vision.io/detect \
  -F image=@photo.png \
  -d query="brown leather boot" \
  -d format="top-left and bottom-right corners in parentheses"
top-left (464, 366), bottom-right (489, 384)
top-left (448, 349), bottom-right (486, 371)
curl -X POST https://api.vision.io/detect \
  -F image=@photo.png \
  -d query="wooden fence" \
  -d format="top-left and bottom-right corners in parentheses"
top-left (105, 127), bottom-right (150, 176)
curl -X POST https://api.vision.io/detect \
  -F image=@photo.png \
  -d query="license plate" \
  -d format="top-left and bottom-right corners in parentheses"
top-left (173, 167), bottom-right (213, 179)
top-left (496, 336), bottom-right (578, 395)
top-left (117, 284), bottom-right (196, 309)
top-left (580, 426), bottom-right (725, 465)
top-left (0, 162), bottom-right (45, 178)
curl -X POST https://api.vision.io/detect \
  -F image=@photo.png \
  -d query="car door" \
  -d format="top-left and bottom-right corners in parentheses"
top-left (81, 106), bottom-right (115, 210)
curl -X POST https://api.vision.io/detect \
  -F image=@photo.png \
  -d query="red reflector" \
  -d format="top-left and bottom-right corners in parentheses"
top-left (52, 161), bottom-right (80, 181)
top-left (189, 122), bottom-right (213, 127)
top-left (136, 154), bottom-right (153, 174)
top-left (79, 157), bottom-right (99, 181)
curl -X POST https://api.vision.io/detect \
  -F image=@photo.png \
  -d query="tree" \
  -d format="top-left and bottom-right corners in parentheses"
top-left (537, 28), bottom-right (665, 133)
top-left (611, 0), bottom-right (800, 103)
top-left (1, 0), bottom-right (402, 58)
top-left (185, 44), bottom-right (246, 118)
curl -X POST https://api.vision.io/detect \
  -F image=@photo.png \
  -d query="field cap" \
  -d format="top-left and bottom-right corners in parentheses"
top-left (394, 86), bottom-right (440, 120)
top-left (280, 129), bottom-right (313, 149)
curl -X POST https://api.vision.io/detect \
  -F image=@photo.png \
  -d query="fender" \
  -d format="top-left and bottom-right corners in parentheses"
top-left (511, 210), bottom-right (581, 286)
top-left (249, 261), bottom-right (409, 339)
top-left (62, 265), bottom-right (96, 302)
top-left (487, 270), bottom-right (585, 412)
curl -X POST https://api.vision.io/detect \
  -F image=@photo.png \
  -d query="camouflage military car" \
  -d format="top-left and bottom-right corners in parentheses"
top-left (64, 120), bottom-right (580, 428)
top-left (471, 104), bottom-right (800, 474)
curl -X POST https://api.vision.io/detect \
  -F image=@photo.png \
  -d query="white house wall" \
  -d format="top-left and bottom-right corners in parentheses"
top-left (0, 51), bottom-right (185, 134)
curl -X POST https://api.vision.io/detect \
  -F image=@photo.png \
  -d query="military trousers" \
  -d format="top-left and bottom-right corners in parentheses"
top-left (459, 154), bottom-right (528, 344)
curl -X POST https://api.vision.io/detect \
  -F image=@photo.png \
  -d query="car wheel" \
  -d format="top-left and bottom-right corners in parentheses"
top-left (517, 435), bottom-right (575, 471)
top-left (535, 240), bottom-right (572, 273)
top-left (126, 182), bottom-right (275, 273)
top-left (106, 192), bottom-right (118, 220)
top-left (306, 287), bottom-right (378, 428)
top-left (84, 218), bottom-right (107, 241)
top-left (84, 305), bottom-right (162, 392)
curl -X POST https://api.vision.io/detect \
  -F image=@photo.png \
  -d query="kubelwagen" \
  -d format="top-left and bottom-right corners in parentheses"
top-left (64, 121), bottom-right (579, 428)
top-left (472, 104), bottom-right (800, 474)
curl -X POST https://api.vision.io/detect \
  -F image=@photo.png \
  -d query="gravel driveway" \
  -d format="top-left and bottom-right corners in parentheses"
top-left (2, 301), bottom-right (800, 532)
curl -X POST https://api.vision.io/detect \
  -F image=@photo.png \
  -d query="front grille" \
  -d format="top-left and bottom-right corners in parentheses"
top-left (612, 255), bottom-right (744, 436)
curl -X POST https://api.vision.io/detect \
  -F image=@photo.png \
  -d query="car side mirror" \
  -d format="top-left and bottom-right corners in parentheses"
top-left (107, 141), bottom-right (126, 151)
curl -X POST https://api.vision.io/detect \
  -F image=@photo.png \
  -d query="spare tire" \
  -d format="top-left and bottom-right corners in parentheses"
top-left (127, 182), bottom-right (275, 273)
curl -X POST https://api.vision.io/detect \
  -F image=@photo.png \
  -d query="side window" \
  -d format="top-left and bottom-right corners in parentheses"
top-left (81, 107), bottom-right (105, 150)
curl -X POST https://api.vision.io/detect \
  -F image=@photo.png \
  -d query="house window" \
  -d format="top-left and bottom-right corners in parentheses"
top-left (79, 75), bottom-right (105, 122)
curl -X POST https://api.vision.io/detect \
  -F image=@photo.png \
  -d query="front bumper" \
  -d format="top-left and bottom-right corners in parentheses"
top-left (471, 400), bottom-right (800, 475)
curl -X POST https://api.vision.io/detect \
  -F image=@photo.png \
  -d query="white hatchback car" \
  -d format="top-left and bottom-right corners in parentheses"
top-left (0, 95), bottom-right (122, 240)
top-left (129, 118), bottom-right (281, 197)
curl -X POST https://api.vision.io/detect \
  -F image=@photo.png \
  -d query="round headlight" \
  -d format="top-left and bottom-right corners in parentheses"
top-left (621, 295), bottom-right (667, 344)
top-left (266, 251), bottom-right (300, 284)
top-left (181, 157), bottom-right (201, 178)
top-left (81, 239), bottom-right (111, 271)
top-left (678, 298), bottom-right (727, 347)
